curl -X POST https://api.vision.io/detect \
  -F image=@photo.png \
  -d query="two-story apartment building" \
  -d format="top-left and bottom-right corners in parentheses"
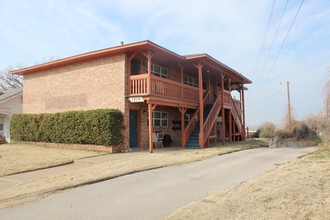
top-left (11, 40), bottom-right (251, 152)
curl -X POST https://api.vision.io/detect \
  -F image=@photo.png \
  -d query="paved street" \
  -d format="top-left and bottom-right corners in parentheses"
top-left (0, 147), bottom-right (316, 220)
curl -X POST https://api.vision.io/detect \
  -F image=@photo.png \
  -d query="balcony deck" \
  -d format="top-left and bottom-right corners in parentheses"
top-left (129, 74), bottom-right (201, 108)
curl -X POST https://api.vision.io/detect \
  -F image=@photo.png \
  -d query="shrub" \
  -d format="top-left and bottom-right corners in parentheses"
top-left (10, 109), bottom-right (123, 146)
top-left (258, 122), bottom-right (276, 138)
top-left (253, 129), bottom-right (260, 138)
top-left (274, 129), bottom-right (292, 141)
top-left (292, 122), bottom-right (319, 141)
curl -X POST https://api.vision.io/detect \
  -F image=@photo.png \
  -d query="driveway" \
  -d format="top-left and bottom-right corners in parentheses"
top-left (0, 147), bottom-right (316, 220)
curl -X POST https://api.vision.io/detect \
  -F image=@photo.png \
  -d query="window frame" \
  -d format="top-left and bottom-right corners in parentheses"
top-left (147, 111), bottom-right (168, 127)
top-left (184, 75), bottom-right (198, 87)
top-left (142, 61), bottom-right (169, 79)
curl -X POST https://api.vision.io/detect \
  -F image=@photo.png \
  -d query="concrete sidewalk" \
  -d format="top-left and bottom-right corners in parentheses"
top-left (0, 141), bottom-right (264, 209)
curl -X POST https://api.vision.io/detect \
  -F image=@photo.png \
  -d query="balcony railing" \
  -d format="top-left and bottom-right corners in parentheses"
top-left (130, 74), bottom-right (200, 103)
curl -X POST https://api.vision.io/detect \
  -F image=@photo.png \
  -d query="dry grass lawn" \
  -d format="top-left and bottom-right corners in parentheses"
top-left (0, 143), bottom-right (105, 176)
top-left (163, 147), bottom-right (330, 220)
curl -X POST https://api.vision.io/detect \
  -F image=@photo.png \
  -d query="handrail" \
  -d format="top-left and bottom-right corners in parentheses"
top-left (130, 74), bottom-right (202, 103)
top-left (231, 97), bottom-right (243, 135)
top-left (183, 107), bottom-right (200, 145)
top-left (183, 91), bottom-right (209, 146)
top-left (203, 91), bottom-right (210, 108)
top-left (202, 94), bottom-right (222, 146)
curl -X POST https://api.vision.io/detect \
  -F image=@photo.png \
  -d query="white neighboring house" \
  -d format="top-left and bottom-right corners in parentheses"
top-left (0, 87), bottom-right (23, 143)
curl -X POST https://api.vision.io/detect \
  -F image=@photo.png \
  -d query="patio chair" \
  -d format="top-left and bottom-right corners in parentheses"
top-left (152, 133), bottom-right (164, 149)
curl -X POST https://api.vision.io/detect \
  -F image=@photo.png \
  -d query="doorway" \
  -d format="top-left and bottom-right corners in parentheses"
top-left (129, 110), bottom-right (138, 148)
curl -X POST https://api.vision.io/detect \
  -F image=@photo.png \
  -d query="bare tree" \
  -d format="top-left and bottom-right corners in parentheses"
top-left (0, 57), bottom-right (59, 92)
top-left (0, 66), bottom-right (23, 92)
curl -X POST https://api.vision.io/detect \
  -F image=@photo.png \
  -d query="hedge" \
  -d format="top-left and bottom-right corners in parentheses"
top-left (10, 109), bottom-right (123, 146)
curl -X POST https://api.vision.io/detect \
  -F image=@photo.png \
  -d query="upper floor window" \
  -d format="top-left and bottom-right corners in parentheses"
top-left (142, 62), bottom-right (168, 78)
top-left (184, 75), bottom-right (198, 87)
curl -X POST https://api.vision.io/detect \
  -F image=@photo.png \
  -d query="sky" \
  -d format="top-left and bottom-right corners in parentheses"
top-left (1, 0), bottom-right (329, 128)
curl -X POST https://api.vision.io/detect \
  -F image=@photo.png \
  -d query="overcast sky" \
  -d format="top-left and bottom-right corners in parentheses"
top-left (1, 0), bottom-right (329, 128)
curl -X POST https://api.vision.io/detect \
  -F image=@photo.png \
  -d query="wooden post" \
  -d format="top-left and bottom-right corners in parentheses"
top-left (208, 73), bottom-right (211, 104)
top-left (127, 53), bottom-right (136, 95)
top-left (221, 74), bottom-right (225, 145)
top-left (148, 103), bottom-right (157, 153)
top-left (241, 84), bottom-right (246, 140)
top-left (178, 64), bottom-right (185, 100)
top-left (143, 51), bottom-right (154, 94)
top-left (179, 107), bottom-right (187, 148)
top-left (195, 62), bottom-right (204, 149)
top-left (228, 78), bottom-right (232, 143)
top-left (213, 123), bottom-right (217, 145)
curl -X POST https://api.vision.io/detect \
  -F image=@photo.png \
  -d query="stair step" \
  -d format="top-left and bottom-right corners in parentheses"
top-left (186, 104), bottom-right (214, 148)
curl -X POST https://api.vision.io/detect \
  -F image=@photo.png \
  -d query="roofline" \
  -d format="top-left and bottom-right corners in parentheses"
top-left (0, 89), bottom-right (23, 104)
top-left (185, 54), bottom-right (252, 84)
top-left (11, 40), bottom-right (251, 84)
top-left (11, 40), bottom-right (184, 75)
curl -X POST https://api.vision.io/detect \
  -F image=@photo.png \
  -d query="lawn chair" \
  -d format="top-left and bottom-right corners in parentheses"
top-left (152, 133), bottom-right (164, 149)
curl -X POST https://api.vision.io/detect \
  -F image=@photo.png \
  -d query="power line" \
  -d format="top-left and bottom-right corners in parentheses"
top-left (259, 0), bottom-right (290, 75)
top-left (256, 0), bottom-right (305, 96)
top-left (252, 0), bottom-right (277, 78)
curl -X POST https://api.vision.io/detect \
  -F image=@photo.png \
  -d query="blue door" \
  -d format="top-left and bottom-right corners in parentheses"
top-left (129, 110), bottom-right (138, 148)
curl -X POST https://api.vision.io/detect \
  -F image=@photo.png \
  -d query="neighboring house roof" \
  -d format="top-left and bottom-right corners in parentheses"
top-left (10, 40), bottom-right (252, 84)
top-left (0, 87), bottom-right (23, 104)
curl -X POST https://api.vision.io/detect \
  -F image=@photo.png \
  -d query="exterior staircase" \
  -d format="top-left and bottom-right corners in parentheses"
top-left (185, 104), bottom-right (213, 149)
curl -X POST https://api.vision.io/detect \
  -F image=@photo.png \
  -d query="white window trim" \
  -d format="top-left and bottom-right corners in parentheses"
top-left (147, 111), bottom-right (168, 127)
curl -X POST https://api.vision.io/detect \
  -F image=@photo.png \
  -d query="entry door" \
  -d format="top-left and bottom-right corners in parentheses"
top-left (129, 110), bottom-right (138, 148)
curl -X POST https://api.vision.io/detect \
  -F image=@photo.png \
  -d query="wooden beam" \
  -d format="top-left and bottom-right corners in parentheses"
top-left (178, 63), bottom-right (185, 100)
top-left (208, 74), bottom-right (211, 104)
top-left (148, 103), bottom-right (157, 153)
top-left (229, 109), bottom-right (232, 143)
top-left (179, 107), bottom-right (187, 148)
top-left (143, 51), bottom-right (154, 95)
top-left (241, 84), bottom-right (246, 140)
top-left (196, 61), bottom-right (204, 149)
top-left (221, 74), bottom-right (225, 145)
top-left (127, 53), bottom-right (137, 96)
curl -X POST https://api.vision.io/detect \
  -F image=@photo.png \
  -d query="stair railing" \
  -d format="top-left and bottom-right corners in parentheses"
top-left (184, 91), bottom-right (210, 146)
top-left (202, 94), bottom-right (222, 146)
top-left (231, 97), bottom-right (243, 136)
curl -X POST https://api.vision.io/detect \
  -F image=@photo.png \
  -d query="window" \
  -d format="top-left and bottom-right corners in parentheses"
top-left (147, 111), bottom-right (168, 127)
top-left (184, 113), bottom-right (194, 126)
top-left (142, 62), bottom-right (168, 78)
top-left (184, 75), bottom-right (198, 87)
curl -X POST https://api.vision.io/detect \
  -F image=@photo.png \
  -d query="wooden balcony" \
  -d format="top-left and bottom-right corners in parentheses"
top-left (129, 74), bottom-right (200, 106)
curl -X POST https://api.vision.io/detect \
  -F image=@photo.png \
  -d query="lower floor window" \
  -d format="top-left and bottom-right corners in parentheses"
top-left (148, 111), bottom-right (168, 127)
top-left (153, 111), bottom-right (168, 127)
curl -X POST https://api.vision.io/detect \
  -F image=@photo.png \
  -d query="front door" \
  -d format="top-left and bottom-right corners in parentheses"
top-left (129, 110), bottom-right (138, 148)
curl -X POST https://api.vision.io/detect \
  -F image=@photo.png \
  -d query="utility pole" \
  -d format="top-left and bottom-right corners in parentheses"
top-left (286, 81), bottom-right (292, 127)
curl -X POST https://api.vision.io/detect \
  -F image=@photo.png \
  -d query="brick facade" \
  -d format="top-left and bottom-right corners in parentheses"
top-left (23, 55), bottom-right (129, 150)
top-left (23, 55), bottom-right (126, 114)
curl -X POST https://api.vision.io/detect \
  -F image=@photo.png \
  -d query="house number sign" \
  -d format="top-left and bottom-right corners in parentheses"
top-left (129, 97), bottom-right (144, 103)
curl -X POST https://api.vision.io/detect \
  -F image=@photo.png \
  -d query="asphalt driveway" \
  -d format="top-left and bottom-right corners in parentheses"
top-left (0, 146), bottom-right (316, 220)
